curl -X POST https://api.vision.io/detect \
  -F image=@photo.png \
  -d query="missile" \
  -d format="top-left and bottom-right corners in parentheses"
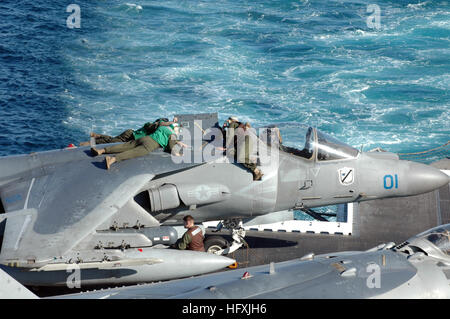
top-left (0, 248), bottom-right (235, 287)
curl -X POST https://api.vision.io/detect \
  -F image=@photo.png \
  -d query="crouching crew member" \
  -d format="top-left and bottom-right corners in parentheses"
top-left (176, 215), bottom-right (205, 252)
top-left (237, 122), bottom-right (264, 181)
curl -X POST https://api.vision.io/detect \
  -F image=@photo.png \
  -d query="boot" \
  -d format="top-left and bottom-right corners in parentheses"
top-left (91, 147), bottom-right (101, 156)
top-left (253, 169), bottom-right (264, 181)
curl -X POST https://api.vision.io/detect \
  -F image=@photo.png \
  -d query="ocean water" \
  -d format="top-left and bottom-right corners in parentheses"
top-left (0, 0), bottom-right (449, 158)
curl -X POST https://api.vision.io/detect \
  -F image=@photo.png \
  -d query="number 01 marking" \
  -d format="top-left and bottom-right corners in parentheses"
top-left (383, 174), bottom-right (398, 189)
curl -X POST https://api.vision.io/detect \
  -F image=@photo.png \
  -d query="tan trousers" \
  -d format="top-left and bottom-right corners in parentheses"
top-left (104, 136), bottom-right (160, 162)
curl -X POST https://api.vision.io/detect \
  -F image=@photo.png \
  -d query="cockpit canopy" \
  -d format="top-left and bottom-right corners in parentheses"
top-left (315, 130), bottom-right (359, 161)
top-left (407, 224), bottom-right (450, 258)
top-left (258, 124), bottom-right (359, 161)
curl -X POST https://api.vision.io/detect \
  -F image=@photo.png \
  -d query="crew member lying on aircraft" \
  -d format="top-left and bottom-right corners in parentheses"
top-left (79, 117), bottom-right (178, 146)
top-left (91, 122), bottom-right (188, 170)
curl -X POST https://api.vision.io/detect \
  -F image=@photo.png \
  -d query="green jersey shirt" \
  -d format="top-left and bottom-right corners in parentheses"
top-left (149, 125), bottom-right (175, 148)
top-left (132, 119), bottom-right (168, 140)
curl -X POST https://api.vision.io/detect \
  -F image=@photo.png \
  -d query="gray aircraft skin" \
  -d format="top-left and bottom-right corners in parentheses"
top-left (1, 223), bottom-right (449, 299)
top-left (55, 223), bottom-right (450, 299)
top-left (0, 113), bottom-right (448, 287)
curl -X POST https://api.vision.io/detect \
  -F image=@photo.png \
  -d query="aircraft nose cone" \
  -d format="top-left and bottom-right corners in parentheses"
top-left (406, 162), bottom-right (449, 195)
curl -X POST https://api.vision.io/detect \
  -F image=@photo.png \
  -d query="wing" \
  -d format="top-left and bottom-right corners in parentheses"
top-left (58, 251), bottom-right (418, 299)
top-left (0, 268), bottom-right (38, 299)
top-left (0, 146), bottom-right (195, 267)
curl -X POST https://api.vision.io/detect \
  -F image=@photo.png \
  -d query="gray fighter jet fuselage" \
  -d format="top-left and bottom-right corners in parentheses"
top-left (0, 113), bottom-right (447, 287)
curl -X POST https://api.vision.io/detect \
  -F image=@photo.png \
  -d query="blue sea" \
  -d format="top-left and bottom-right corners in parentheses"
top-left (0, 0), bottom-right (449, 160)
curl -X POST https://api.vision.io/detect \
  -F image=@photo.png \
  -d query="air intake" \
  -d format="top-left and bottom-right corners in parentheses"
top-left (148, 184), bottom-right (181, 212)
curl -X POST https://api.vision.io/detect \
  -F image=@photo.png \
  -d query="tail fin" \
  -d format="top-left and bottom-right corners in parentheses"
top-left (0, 268), bottom-right (38, 299)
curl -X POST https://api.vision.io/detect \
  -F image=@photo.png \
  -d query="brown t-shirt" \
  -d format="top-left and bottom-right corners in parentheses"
top-left (186, 226), bottom-right (205, 252)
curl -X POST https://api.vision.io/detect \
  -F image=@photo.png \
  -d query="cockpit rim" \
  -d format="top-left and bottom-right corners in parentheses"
top-left (401, 224), bottom-right (450, 260)
top-left (259, 125), bottom-right (360, 163)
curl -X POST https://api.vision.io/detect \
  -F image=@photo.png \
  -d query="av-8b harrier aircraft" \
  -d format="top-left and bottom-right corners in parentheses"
top-left (2, 223), bottom-right (449, 298)
top-left (0, 113), bottom-right (447, 287)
